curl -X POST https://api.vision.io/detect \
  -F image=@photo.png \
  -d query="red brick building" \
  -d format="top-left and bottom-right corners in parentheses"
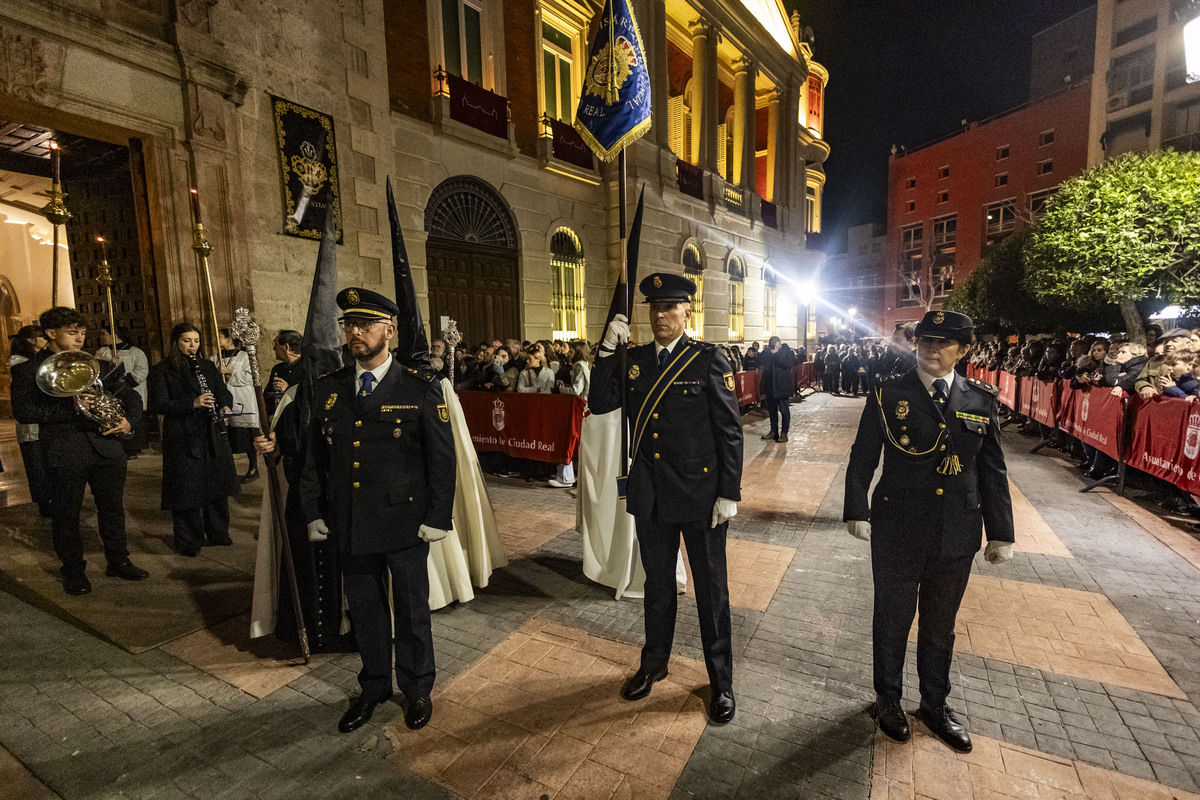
top-left (878, 78), bottom-right (1092, 335)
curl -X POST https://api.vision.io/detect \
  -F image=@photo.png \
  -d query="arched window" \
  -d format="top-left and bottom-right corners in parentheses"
top-left (727, 254), bottom-right (744, 342)
top-left (682, 242), bottom-right (704, 339)
top-left (550, 227), bottom-right (585, 340)
top-left (762, 262), bottom-right (777, 337)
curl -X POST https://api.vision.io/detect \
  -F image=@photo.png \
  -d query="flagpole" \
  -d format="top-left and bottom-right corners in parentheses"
top-left (618, 149), bottom-right (629, 483)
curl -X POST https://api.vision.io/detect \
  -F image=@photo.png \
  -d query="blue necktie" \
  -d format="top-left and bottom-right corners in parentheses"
top-left (933, 377), bottom-right (948, 407)
top-left (658, 347), bottom-right (670, 373)
top-left (358, 372), bottom-right (375, 408)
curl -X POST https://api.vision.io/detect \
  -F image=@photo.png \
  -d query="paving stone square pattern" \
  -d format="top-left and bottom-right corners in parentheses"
top-left (388, 618), bottom-right (710, 799)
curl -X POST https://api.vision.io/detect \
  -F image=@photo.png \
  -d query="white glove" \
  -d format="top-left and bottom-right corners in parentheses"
top-left (419, 525), bottom-right (448, 543)
top-left (846, 520), bottom-right (872, 541)
top-left (985, 541), bottom-right (1013, 565)
top-left (711, 498), bottom-right (737, 527)
top-left (599, 314), bottom-right (630, 357)
top-left (307, 519), bottom-right (329, 542)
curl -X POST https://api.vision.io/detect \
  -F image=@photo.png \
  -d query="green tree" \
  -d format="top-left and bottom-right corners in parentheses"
top-left (1024, 149), bottom-right (1200, 342)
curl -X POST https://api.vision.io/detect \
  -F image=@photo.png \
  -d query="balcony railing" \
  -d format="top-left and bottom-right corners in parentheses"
top-left (722, 183), bottom-right (747, 217)
top-left (540, 115), bottom-right (594, 170)
top-left (435, 67), bottom-right (509, 140)
top-left (1163, 131), bottom-right (1200, 153)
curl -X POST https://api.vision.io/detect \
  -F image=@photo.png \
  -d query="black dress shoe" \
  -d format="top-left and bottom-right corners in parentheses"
top-left (63, 572), bottom-right (92, 596)
top-left (914, 704), bottom-right (972, 752)
top-left (337, 692), bottom-right (392, 733)
top-left (404, 695), bottom-right (433, 730)
top-left (620, 666), bottom-right (668, 701)
top-left (873, 698), bottom-right (910, 742)
top-left (241, 468), bottom-right (259, 484)
top-left (105, 560), bottom-right (149, 581)
top-left (206, 535), bottom-right (233, 546)
top-left (708, 690), bottom-right (735, 724)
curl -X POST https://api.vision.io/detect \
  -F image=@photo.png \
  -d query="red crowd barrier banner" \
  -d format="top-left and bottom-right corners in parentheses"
top-left (457, 391), bottom-right (584, 465)
top-left (795, 361), bottom-right (816, 388)
top-left (1071, 387), bottom-right (1124, 462)
top-left (998, 371), bottom-right (1018, 410)
top-left (1127, 397), bottom-right (1200, 495)
top-left (734, 370), bottom-right (760, 407)
top-left (1057, 382), bottom-right (1077, 435)
top-left (984, 368), bottom-right (1000, 386)
top-left (1018, 376), bottom-right (1034, 417)
top-left (1030, 378), bottom-right (1059, 427)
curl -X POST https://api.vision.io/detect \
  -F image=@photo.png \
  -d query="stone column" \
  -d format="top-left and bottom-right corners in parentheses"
top-left (732, 55), bottom-right (755, 189)
top-left (765, 89), bottom-right (780, 202)
top-left (689, 18), bottom-right (720, 173)
top-left (649, 0), bottom-right (670, 148)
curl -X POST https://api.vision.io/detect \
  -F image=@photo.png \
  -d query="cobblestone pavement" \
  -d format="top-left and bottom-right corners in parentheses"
top-left (3, 393), bottom-right (1200, 798)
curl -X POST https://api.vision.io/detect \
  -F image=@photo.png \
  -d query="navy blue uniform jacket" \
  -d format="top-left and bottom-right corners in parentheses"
top-left (844, 369), bottom-right (1014, 574)
top-left (589, 336), bottom-right (742, 523)
top-left (300, 361), bottom-right (456, 555)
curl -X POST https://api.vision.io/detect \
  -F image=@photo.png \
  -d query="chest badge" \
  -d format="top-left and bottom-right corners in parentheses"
top-left (628, 365), bottom-right (640, 380)
top-left (895, 400), bottom-right (910, 420)
top-left (724, 372), bottom-right (735, 391)
top-left (325, 393), bottom-right (338, 410)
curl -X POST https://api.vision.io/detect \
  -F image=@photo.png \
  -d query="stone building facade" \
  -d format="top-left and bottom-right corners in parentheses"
top-left (0, 0), bottom-right (827, 357)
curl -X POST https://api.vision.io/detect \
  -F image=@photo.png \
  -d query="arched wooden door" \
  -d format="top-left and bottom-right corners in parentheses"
top-left (423, 178), bottom-right (520, 345)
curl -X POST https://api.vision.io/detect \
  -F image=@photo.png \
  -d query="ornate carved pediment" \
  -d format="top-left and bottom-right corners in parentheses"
top-left (0, 26), bottom-right (65, 103)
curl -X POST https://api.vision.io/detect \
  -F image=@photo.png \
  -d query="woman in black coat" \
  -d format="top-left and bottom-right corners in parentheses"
top-left (149, 322), bottom-right (239, 556)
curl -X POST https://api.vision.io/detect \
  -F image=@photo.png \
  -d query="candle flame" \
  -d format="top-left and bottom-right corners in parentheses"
top-left (190, 188), bottom-right (198, 195)
top-left (48, 142), bottom-right (58, 150)
top-left (96, 236), bottom-right (104, 243)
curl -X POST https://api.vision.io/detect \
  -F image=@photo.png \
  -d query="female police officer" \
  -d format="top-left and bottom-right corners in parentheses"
top-left (843, 309), bottom-right (1014, 753)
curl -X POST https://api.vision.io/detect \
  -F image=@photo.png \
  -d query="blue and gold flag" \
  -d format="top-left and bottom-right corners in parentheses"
top-left (573, 0), bottom-right (651, 162)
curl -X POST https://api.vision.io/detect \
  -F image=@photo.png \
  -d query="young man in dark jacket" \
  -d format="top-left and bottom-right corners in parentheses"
top-left (759, 337), bottom-right (797, 442)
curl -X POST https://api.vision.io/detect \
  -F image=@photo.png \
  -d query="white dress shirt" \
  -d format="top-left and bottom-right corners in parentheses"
top-left (354, 353), bottom-right (393, 394)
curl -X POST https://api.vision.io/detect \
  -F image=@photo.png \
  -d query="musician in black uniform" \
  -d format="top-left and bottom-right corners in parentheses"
top-left (589, 273), bottom-right (743, 725)
top-left (299, 288), bottom-right (455, 734)
top-left (844, 310), bottom-right (1014, 753)
top-left (10, 307), bottom-right (148, 596)
top-left (149, 323), bottom-right (239, 556)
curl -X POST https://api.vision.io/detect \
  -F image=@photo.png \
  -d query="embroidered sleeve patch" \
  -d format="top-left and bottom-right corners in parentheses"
top-left (723, 372), bottom-right (735, 391)
top-left (437, 404), bottom-right (449, 422)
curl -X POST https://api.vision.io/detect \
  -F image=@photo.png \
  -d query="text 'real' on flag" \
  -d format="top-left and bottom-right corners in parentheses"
top-left (573, 0), bottom-right (651, 162)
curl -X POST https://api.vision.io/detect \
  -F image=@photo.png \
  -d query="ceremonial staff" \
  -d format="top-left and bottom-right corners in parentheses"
top-left (189, 189), bottom-right (227, 373)
top-left (39, 142), bottom-right (71, 306)
top-left (573, 0), bottom-right (652, 494)
top-left (230, 307), bottom-right (311, 663)
top-left (95, 236), bottom-right (122, 378)
top-left (443, 318), bottom-right (461, 384)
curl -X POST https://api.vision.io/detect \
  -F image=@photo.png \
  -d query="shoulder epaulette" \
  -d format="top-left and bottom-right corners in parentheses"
top-left (692, 340), bottom-right (716, 351)
top-left (881, 373), bottom-right (904, 383)
top-left (405, 366), bottom-right (437, 383)
top-left (966, 377), bottom-right (999, 395)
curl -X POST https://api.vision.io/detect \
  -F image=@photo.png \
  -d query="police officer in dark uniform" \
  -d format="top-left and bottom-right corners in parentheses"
top-left (299, 288), bottom-right (456, 733)
top-left (843, 310), bottom-right (1014, 753)
top-left (589, 273), bottom-right (743, 724)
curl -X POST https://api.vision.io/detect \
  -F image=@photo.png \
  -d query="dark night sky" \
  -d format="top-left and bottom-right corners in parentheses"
top-left (786, 0), bottom-right (1096, 253)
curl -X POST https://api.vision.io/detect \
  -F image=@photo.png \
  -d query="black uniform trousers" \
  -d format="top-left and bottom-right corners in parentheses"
top-left (342, 542), bottom-right (434, 701)
top-left (636, 517), bottom-right (733, 693)
top-left (871, 547), bottom-right (974, 709)
top-left (50, 446), bottom-right (129, 575)
top-left (172, 497), bottom-right (231, 552)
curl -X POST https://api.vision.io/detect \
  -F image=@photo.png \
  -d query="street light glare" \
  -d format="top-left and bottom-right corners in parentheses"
top-left (1187, 12), bottom-right (1200, 83)
top-left (848, 307), bottom-right (858, 317)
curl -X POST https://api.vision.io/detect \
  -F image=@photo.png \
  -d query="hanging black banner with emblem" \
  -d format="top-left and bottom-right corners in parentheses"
top-left (270, 94), bottom-right (343, 243)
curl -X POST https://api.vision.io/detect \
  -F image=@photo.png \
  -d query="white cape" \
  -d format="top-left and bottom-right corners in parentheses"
top-left (577, 407), bottom-right (687, 599)
top-left (250, 379), bottom-right (507, 639)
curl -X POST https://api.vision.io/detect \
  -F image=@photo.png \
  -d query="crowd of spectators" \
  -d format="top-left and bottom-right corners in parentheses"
top-left (968, 324), bottom-right (1200, 515)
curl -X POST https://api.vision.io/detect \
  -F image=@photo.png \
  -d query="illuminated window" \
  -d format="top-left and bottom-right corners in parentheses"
top-left (933, 264), bottom-right (954, 296)
top-left (727, 255), bottom-right (744, 342)
top-left (550, 227), bottom-right (586, 339)
top-left (683, 242), bottom-right (704, 339)
top-left (763, 285), bottom-right (776, 337)
top-left (984, 199), bottom-right (1017, 250)
top-left (442, 0), bottom-right (484, 85)
top-left (901, 224), bottom-right (923, 304)
top-left (541, 20), bottom-right (575, 122)
top-left (806, 186), bottom-right (817, 232)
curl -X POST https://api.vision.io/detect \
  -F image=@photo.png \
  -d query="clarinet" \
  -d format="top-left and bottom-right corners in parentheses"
top-left (190, 354), bottom-right (228, 436)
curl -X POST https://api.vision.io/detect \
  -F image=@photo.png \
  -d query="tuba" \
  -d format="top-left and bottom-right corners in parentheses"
top-left (36, 350), bottom-right (128, 432)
